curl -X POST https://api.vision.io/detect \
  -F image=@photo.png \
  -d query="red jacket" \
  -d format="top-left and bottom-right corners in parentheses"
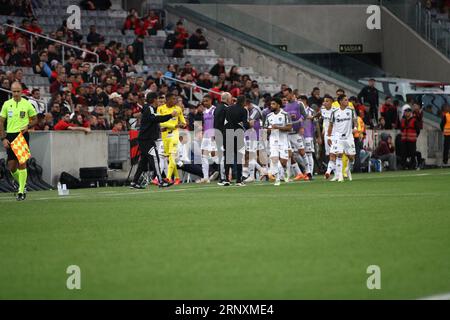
top-left (400, 116), bottom-right (418, 142)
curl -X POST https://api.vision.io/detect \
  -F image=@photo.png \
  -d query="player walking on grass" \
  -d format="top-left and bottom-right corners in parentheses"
top-left (0, 82), bottom-right (37, 201)
top-left (282, 88), bottom-right (309, 182)
top-left (157, 93), bottom-right (186, 185)
top-left (264, 97), bottom-right (292, 186)
top-left (327, 95), bottom-right (358, 182)
top-left (321, 94), bottom-right (337, 180)
top-left (197, 95), bottom-right (216, 184)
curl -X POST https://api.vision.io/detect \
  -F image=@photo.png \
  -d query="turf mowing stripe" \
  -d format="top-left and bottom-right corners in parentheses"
top-left (0, 170), bottom-right (448, 203)
top-left (418, 292), bottom-right (450, 300)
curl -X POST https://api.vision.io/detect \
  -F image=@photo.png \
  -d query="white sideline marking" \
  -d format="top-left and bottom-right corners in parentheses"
top-left (418, 292), bottom-right (450, 300)
top-left (0, 171), bottom-right (449, 203)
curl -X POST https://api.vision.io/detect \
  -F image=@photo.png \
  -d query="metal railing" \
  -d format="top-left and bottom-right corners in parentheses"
top-left (0, 87), bottom-right (48, 113)
top-left (2, 23), bottom-right (100, 65)
top-left (162, 74), bottom-right (222, 101)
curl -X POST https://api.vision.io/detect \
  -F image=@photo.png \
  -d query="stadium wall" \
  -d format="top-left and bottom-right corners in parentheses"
top-left (29, 132), bottom-right (109, 186)
top-left (380, 7), bottom-right (450, 82)
top-left (181, 4), bottom-right (382, 54)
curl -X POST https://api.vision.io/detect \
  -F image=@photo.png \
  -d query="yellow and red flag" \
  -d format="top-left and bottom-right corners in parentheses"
top-left (10, 132), bottom-right (31, 165)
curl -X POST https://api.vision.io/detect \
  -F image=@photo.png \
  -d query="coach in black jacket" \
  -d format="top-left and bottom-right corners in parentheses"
top-left (130, 93), bottom-right (176, 189)
top-left (214, 92), bottom-right (232, 184)
top-left (223, 95), bottom-right (250, 186)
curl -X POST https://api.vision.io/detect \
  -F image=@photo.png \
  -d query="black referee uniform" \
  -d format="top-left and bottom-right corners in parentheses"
top-left (132, 93), bottom-right (172, 187)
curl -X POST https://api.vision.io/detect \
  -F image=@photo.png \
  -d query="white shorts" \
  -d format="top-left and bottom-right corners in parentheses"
top-left (331, 138), bottom-right (356, 155)
top-left (245, 139), bottom-right (259, 153)
top-left (269, 142), bottom-right (289, 160)
top-left (156, 139), bottom-right (165, 156)
top-left (201, 137), bottom-right (217, 152)
top-left (304, 137), bottom-right (315, 153)
top-left (289, 134), bottom-right (305, 150)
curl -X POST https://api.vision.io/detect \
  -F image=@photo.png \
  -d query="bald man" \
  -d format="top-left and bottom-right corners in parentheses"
top-left (0, 82), bottom-right (37, 200)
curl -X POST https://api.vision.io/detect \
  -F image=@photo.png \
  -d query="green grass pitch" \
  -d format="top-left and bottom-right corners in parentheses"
top-left (0, 169), bottom-right (449, 299)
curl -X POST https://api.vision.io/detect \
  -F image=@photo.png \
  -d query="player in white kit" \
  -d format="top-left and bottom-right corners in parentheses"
top-left (326, 95), bottom-right (358, 182)
top-left (321, 94), bottom-right (337, 180)
top-left (264, 97), bottom-right (292, 186)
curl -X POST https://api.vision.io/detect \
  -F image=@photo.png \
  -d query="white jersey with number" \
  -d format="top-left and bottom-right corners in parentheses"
top-left (320, 106), bottom-right (334, 136)
top-left (264, 110), bottom-right (291, 146)
top-left (329, 107), bottom-right (356, 140)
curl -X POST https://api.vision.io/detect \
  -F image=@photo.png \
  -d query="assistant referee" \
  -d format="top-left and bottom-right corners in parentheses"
top-left (0, 82), bottom-right (37, 201)
top-left (130, 92), bottom-right (177, 189)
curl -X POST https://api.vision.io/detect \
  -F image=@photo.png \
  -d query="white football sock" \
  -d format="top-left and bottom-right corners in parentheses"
top-left (201, 155), bottom-right (209, 180)
top-left (336, 158), bottom-right (343, 179)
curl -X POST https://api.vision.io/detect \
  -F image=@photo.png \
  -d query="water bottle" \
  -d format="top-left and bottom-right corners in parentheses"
top-left (57, 182), bottom-right (63, 196)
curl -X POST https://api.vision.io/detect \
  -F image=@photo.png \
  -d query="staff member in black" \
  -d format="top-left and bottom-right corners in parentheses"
top-left (214, 92), bottom-right (232, 185)
top-left (223, 95), bottom-right (250, 186)
top-left (130, 92), bottom-right (177, 189)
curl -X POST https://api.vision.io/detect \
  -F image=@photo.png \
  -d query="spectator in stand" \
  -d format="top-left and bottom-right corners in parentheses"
top-left (380, 96), bottom-right (399, 129)
top-left (80, 0), bottom-right (111, 10)
top-left (227, 65), bottom-right (241, 83)
top-left (95, 42), bottom-right (113, 64)
top-left (172, 20), bottom-right (188, 58)
top-left (47, 44), bottom-right (61, 63)
top-left (209, 58), bottom-right (226, 78)
top-left (87, 25), bottom-right (105, 45)
top-left (358, 78), bottom-right (379, 124)
top-left (196, 72), bottom-right (213, 90)
top-left (377, 117), bottom-right (386, 130)
top-left (33, 50), bottom-right (52, 78)
top-left (188, 28), bottom-right (208, 50)
top-left (111, 118), bottom-right (124, 132)
top-left (13, 68), bottom-right (28, 90)
top-left (132, 35), bottom-right (145, 64)
top-left (0, 78), bottom-right (11, 106)
top-left (50, 72), bottom-right (65, 94)
top-left (30, 113), bottom-right (50, 131)
top-left (374, 132), bottom-right (397, 171)
top-left (140, 10), bottom-right (160, 36)
top-left (10, 0), bottom-right (34, 17)
top-left (54, 112), bottom-right (92, 132)
top-left (412, 101), bottom-right (423, 136)
top-left (180, 61), bottom-right (198, 79)
top-left (28, 18), bottom-right (42, 34)
top-left (29, 88), bottom-right (46, 114)
top-left (8, 42), bottom-right (31, 67)
top-left (247, 83), bottom-right (260, 105)
top-left (308, 87), bottom-right (323, 109)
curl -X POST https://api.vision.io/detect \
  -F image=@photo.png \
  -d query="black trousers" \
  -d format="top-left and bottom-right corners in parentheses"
top-left (370, 106), bottom-right (378, 124)
top-left (401, 141), bottom-right (417, 169)
top-left (133, 139), bottom-right (163, 184)
top-left (223, 130), bottom-right (244, 183)
top-left (353, 138), bottom-right (363, 173)
top-left (443, 135), bottom-right (450, 165)
top-left (215, 130), bottom-right (225, 181)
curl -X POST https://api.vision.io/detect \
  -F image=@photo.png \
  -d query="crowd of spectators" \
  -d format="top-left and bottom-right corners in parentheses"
top-left (0, 0), bottom-right (34, 18)
top-left (423, 0), bottom-right (450, 20)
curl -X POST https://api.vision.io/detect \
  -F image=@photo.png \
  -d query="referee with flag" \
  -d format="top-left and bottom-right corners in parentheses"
top-left (0, 82), bottom-right (37, 201)
top-left (130, 92), bottom-right (176, 189)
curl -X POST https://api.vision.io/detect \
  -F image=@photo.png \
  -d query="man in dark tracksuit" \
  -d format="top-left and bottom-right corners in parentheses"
top-left (223, 95), bottom-right (250, 186)
top-left (130, 93), bottom-right (177, 189)
top-left (214, 92), bottom-right (232, 185)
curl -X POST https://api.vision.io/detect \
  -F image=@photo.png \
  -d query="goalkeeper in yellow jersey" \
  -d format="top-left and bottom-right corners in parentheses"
top-left (157, 93), bottom-right (186, 185)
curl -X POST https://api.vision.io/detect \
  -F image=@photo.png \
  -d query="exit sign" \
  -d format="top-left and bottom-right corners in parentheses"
top-left (275, 45), bottom-right (288, 51)
top-left (339, 44), bottom-right (363, 53)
